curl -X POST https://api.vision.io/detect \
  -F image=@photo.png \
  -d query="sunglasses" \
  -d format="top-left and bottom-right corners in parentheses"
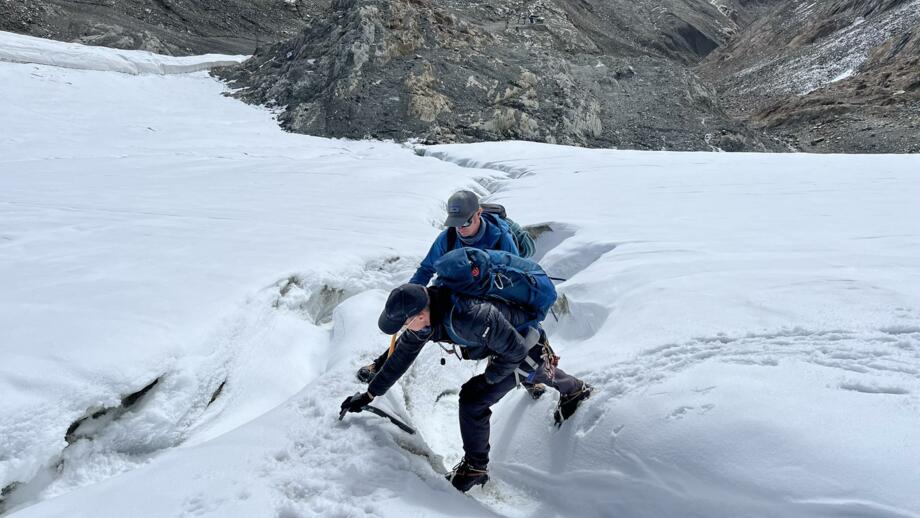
top-left (458, 215), bottom-right (475, 229)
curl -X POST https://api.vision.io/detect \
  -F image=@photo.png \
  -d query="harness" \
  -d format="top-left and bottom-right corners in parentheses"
top-left (513, 338), bottom-right (560, 387)
top-left (514, 355), bottom-right (541, 386)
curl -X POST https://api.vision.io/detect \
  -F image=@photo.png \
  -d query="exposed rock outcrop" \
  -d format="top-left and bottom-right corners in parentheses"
top-left (215, 0), bottom-right (783, 151)
top-left (0, 0), bottom-right (321, 55)
top-left (5, 0), bottom-right (914, 152)
top-left (700, 0), bottom-right (920, 152)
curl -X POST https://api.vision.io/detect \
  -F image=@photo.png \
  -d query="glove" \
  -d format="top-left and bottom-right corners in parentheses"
top-left (339, 392), bottom-right (374, 417)
top-left (460, 374), bottom-right (491, 401)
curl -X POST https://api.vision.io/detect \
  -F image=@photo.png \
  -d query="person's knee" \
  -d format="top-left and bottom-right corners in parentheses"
top-left (458, 401), bottom-right (490, 426)
top-left (459, 383), bottom-right (492, 414)
top-left (459, 383), bottom-right (481, 405)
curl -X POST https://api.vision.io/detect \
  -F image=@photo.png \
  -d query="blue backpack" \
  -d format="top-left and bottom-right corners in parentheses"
top-left (433, 247), bottom-right (557, 327)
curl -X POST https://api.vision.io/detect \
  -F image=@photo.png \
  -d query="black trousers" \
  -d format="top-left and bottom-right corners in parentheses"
top-left (458, 344), bottom-right (583, 466)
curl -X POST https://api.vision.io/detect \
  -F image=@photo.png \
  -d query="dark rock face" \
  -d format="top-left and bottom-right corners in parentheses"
top-left (5, 0), bottom-right (913, 152)
top-left (700, 0), bottom-right (920, 153)
top-left (215, 0), bottom-right (784, 151)
top-left (0, 0), bottom-right (322, 55)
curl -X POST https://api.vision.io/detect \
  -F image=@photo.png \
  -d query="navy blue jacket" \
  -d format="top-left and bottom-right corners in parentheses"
top-left (409, 213), bottom-right (519, 286)
top-left (367, 286), bottom-right (533, 397)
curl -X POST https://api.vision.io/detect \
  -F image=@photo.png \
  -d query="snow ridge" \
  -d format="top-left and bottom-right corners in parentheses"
top-left (0, 31), bottom-right (248, 75)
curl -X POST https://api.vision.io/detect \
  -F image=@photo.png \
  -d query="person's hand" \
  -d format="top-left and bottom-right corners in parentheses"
top-left (461, 374), bottom-right (491, 401)
top-left (339, 392), bottom-right (374, 418)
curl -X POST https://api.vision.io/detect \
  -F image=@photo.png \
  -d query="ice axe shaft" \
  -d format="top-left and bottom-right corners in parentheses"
top-left (339, 404), bottom-right (416, 435)
top-left (363, 405), bottom-right (416, 434)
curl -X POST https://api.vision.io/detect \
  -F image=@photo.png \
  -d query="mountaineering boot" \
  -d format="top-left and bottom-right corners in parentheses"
top-left (525, 383), bottom-right (546, 400)
top-left (355, 362), bottom-right (377, 383)
top-left (554, 382), bottom-right (593, 426)
top-left (446, 458), bottom-right (489, 492)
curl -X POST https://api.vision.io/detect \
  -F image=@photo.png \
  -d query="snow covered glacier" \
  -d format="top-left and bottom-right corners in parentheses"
top-left (1, 32), bottom-right (919, 518)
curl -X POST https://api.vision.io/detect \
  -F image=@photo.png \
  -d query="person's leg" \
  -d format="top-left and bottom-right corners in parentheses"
top-left (521, 341), bottom-right (546, 398)
top-left (457, 373), bottom-right (517, 467)
top-left (552, 373), bottom-right (592, 425)
top-left (534, 364), bottom-right (582, 395)
top-left (524, 343), bottom-right (592, 425)
top-left (526, 335), bottom-right (583, 396)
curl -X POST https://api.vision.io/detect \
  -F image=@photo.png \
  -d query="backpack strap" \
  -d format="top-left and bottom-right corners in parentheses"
top-left (446, 227), bottom-right (457, 251)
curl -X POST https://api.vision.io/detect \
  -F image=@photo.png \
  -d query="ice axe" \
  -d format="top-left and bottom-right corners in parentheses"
top-left (337, 335), bottom-right (415, 434)
top-left (339, 403), bottom-right (416, 435)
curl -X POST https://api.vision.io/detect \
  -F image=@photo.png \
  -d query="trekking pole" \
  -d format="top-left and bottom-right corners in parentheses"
top-left (338, 404), bottom-right (416, 435)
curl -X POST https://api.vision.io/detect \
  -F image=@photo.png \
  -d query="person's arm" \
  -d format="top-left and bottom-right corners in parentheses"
top-left (408, 231), bottom-right (449, 286)
top-left (498, 231), bottom-right (520, 256)
top-left (370, 347), bottom-right (390, 371)
top-left (487, 219), bottom-right (519, 255)
top-left (366, 330), bottom-right (428, 396)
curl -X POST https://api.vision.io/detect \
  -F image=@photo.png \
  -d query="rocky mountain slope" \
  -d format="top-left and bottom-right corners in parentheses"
top-left (0, 0), bottom-right (322, 55)
top-left (699, 0), bottom-right (920, 152)
top-left (3, 0), bottom-right (914, 152)
top-left (214, 0), bottom-right (786, 151)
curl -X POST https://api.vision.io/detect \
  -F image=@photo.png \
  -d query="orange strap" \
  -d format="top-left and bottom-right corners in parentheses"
top-left (387, 334), bottom-right (398, 359)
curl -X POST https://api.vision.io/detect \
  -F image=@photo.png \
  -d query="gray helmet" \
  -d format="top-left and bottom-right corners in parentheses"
top-left (443, 190), bottom-right (480, 227)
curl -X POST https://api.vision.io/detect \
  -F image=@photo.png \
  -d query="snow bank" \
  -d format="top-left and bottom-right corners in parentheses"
top-left (0, 58), bottom-right (492, 512)
top-left (0, 31), bottom-right (247, 74)
top-left (3, 52), bottom-right (920, 517)
top-left (419, 141), bottom-right (920, 517)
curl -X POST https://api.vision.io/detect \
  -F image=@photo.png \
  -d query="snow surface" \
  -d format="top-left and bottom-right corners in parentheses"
top-left (2, 34), bottom-right (920, 518)
top-left (0, 31), bottom-right (247, 74)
